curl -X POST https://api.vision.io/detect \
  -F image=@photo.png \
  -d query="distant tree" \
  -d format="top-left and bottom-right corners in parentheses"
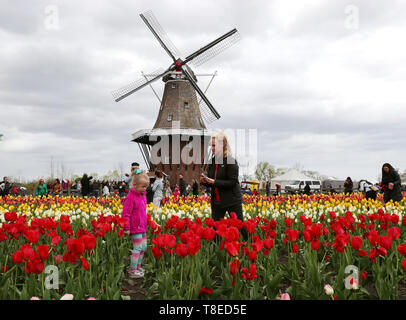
top-left (254, 162), bottom-right (278, 181)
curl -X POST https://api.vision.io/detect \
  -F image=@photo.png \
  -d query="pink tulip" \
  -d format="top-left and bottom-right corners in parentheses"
top-left (280, 293), bottom-right (291, 300)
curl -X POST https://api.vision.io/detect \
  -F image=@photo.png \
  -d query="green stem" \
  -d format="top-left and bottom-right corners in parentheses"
top-left (180, 259), bottom-right (183, 290)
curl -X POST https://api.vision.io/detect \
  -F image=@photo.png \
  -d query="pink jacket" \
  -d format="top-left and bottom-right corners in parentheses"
top-left (121, 188), bottom-right (147, 234)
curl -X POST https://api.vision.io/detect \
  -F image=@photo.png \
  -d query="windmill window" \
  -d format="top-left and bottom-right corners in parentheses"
top-left (171, 83), bottom-right (176, 89)
top-left (184, 102), bottom-right (189, 108)
top-left (167, 115), bottom-right (173, 121)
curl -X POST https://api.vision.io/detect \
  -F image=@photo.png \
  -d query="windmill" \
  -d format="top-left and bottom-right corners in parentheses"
top-left (112, 10), bottom-right (240, 187)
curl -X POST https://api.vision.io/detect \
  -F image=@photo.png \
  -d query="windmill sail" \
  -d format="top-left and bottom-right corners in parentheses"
top-left (182, 65), bottom-right (220, 122)
top-left (140, 10), bottom-right (182, 61)
top-left (112, 68), bottom-right (167, 102)
top-left (184, 29), bottom-right (240, 67)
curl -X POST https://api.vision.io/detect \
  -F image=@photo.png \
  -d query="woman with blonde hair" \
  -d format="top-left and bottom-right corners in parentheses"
top-left (200, 131), bottom-right (248, 240)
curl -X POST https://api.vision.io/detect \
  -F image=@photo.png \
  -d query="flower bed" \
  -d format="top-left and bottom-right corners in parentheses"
top-left (1, 193), bottom-right (406, 300)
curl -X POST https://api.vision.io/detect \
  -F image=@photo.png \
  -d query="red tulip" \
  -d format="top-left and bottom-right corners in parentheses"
top-left (377, 246), bottom-right (387, 257)
top-left (80, 256), bottom-right (89, 270)
top-left (391, 214), bottom-right (400, 225)
top-left (285, 218), bottom-right (294, 227)
top-left (199, 287), bottom-right (213, 295)
top-left (367, 230), bottom-right (379, 247)
top-left (350, 236), bottom-right (363, 250)
top-left (228, 258), bottom-right (240, 275)
top-left (303, 230), bottom-right (312, 242)
top-left (21, 244), bottom-right (36, 261)
top-left (287, 229), bottom-right (299, 242)
top-left (225, 241), bottom-right (239, 257)
top-left (4, 211), bottom-right (18, 222)
top-left (387, 227), bottom-right (401, 240)
top-left (202, 228), bottom-right (215, 241)
top-left (12, 250), bottom-right (24, 264)
top-left (225, 227), bottom-right (240, 242)
top-left (60, 222), bottom-right (71, 233)
top-left (36, 245), bottom-right (49, 261)
top-left (175, 243), bottom-right (188, 258)
top-left (378, 235), bottom-right (392, 250)
top-left (248, 250), bottom-right (257, 262)
top-left (292, 243), bottom-right (298, 253)
top-left (358, 249), bottom-right (368, 256)
top-left (397, 244), bottom-right (406, 256)
top-left (81, 234), bottom-right (96, 250)
top-left (51, 235), bottom-right (61, 246)
top-left (71, 239), bottom-right (85, 256)
top-left (151, 246), bottom-right (162, 259)
top-left (264, 238), bottom-right (274, 249)
top-left (241, 263), bottom-right (258, 280)
top-left (24, 229), bottom-right (40, 244)
top-left (311, 239), bottom-right (320, 251)
top-left (1, 265), bottom-right (9, 273)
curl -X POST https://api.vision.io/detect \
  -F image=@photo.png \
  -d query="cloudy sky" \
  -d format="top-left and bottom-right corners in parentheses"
top-left (1, 0), bottom-right (405, 183)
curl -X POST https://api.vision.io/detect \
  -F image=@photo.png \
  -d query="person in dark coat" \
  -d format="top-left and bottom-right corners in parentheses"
top-left (80, 174), bottom-right (93, 197)
top-left (0, 177), bottom-right (11, 197)
top-left (380, 163), bottom-right (403, 203)
top-left (344, 177), bottom-right (353, 195)
top-left (179, 174), bottom-right (186, 197)
top-left (146, 177), bottom-right (155, 204)
top-left (265, 181), bottom-right (270, 197)
top-left (200, 132), bottom-right (248, 241)
top-left (91, 180), bottom-right (100, 198)
top-left (192, 179), bottom-right (199, 197)
top-left (304, 183), bottom-right (311, 195)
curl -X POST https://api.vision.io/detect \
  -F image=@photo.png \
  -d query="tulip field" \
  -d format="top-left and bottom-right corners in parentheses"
top-left (1, 193), bottom-right (406, 300)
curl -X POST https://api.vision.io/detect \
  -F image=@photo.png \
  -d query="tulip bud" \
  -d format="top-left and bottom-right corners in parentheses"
top-left (280, 293), bottom-right (291, 300)
top-left (324, 284), bottom-right (334, 296)
top-left (60, 293), bottom-right (74, 300)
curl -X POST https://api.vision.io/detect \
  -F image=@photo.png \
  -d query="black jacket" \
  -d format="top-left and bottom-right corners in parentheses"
top-left (1, 181), bottom-right (11, 196)
top-left (81, 175), bottom-right (93, 196)
top-left (192, 182), bottom-right (199, 195)
top-left (202, 156), bottom-right (242, 208)
top-left (381, 166), bottom-right (402, 201)
top-left (179, 178), bottom-right (186, 193)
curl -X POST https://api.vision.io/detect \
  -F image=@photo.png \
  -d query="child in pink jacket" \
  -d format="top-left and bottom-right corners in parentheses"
top-left (121, 171), bottom-right (150, 278)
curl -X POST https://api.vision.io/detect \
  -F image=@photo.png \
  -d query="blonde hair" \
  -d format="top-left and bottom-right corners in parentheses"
top-left (212, 131), bottom-right (232, 158)
top-left (131, 171), bottom-right (150, 187)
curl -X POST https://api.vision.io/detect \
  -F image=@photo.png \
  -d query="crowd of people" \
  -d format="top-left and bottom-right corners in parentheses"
top-left (1, 131), bottom-right (405, 282)
top-left (0, 162), bottom-right (404, 206)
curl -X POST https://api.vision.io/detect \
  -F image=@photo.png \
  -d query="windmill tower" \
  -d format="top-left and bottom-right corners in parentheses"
top-left (112, 10), bottom-right (240, 187)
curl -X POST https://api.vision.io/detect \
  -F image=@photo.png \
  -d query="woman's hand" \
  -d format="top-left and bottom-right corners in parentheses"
top-left (388, 182), bottom-right (394, 190)
top-left (124, 230), bottom-right (130, 236)
top-left (205, 178), bottom-right (215, 185)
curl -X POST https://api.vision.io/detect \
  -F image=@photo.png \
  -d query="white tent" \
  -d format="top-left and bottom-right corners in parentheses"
top-left (270, 169), bottom-right (315, 190)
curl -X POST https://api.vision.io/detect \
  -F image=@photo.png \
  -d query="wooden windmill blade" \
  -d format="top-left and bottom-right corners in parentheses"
top-left (181, 65), bottom-right (221, 122)
top-left (183, 28), bottom-right (241, 67)
top-left (111, 68), bottom-right (168, 102)
top-left (140, 10), bottom-right (182, 62)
